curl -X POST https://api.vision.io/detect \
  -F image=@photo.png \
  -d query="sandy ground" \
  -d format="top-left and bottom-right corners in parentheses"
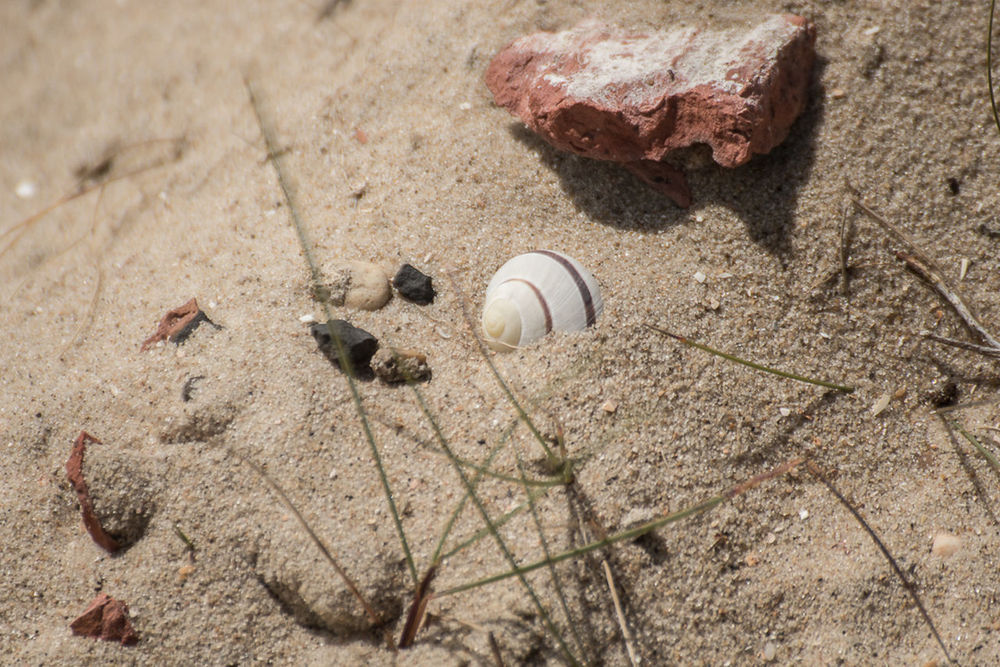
top-left (2, 0), bottom-right (1000, 664)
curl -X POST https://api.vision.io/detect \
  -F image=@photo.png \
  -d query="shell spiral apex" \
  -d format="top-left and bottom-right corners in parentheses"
top-left (482, 250), bottom-right (602, 351)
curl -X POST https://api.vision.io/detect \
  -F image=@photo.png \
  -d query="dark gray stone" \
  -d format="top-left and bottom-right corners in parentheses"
top-left (392, 264), bottom-right (435, 304)
top-left (310, 320), bottom-right (379, 372)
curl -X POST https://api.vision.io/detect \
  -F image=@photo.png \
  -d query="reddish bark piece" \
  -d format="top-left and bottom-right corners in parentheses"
top-left (486, 15), bottom-right (816, 207)
top-left (66, 431), bottom-right (121, 553)
top-left (140, 297), bottom-right (204, 351)
top-left (70, 593), bottom-right (139, 645)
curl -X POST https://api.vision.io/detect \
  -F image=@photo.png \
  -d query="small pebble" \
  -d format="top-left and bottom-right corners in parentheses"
top-left (371, 347), bottom-right (432, 384)
top-left (959, 258), bottom-right (970, 281)
top-left (310, 319), bottom-right (379, 371)
top-left (693, 271), bottom-right (707, 284)
top-left (601, 399), bottom-right (618, 414)
top-left (763, 641), bottom-right (777, 661)
top-left (931, 532), bottom-right (961, 557)
top-left (798, 509), bottom-right (809, 520)
top-left (393, 263), bottom-right (435, 304)
top-left (298, 313), bottom-right (316, 323)
top-left (320, 260), bottom-right (391, 311)
top-left (871, 392), bottom-right (891, 416)
top-left (778, 407), bottom-right (791, 417)
top-left (15, 179), bottom-right (37, 198)
top-left (829, 88), bottom-right (847, 99)
top-left (459, 101), bottom-right (472, 111)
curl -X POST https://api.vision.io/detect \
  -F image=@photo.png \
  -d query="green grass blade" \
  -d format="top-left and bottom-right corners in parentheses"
top-left (245, 77), bottom-right (418, 586)
top-left (514, 448), bottom-right (587, 661)
top-left (441, 458), bottom-right (803, 597)
top-left (946, 417), bottom-right (1000, 473)
top-left (646, 325), bottom-right (855, 393)
top-left (430, 422), bottom-right (513, 565)
top-left (439, 485), bottom-right (554, 562)
top-left (401, 378), bottom-right (581, 665)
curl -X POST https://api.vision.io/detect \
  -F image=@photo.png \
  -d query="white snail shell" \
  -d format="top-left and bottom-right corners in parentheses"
top-left (482, 250), bottom-right (603, 351)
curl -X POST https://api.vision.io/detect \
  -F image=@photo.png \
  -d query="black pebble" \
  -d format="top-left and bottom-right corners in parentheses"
top-left (310, 320), bottom-right (379, 372)
top-left (393, 264), bottom-right (435, 304)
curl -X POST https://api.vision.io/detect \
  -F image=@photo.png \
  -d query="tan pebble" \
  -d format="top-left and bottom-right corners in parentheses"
top-left (601, 399), bottom-right (618, 414)
top-left (321, 260), bottom-right (391, 310)
top-left (931, 532), bottom-right (961, 557)
top-left (892, 386), bottom-right (907, 400)
top-left (830, 87), bottom-right (847, 99)
top-left (178, 564), bottom-right (196, 582)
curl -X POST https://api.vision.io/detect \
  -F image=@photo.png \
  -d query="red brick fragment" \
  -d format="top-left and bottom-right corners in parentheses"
top-left (486, 15), bottom-right (816, 206)
top-left (140, 298), bottom-right (202, 351)
top-left (66, 431), bottom-right (121, 553)
top-left (70, 593), bottom-right (138, 645)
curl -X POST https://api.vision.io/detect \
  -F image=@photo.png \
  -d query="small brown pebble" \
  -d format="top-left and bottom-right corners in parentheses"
top-left (601, 400), bottom-right (618, 414)
top-left (371, 347), bottom-right (431, 384)
top-left (829, 87), bottom-right (847, 99)
top-left (178, 564), bottom-right (196, 582)
top-left (70, 593), bottom-right (138, 645)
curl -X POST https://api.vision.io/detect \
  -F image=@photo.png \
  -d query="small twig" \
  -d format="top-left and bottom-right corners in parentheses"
top-left (895, 250), bottom-right (1000, 352)
top-left (399, 566), bottom-right (437, 648)
top-left (922, 333), bottom-right (1000, 359)
top-left (849, 191), bottom-right (1000, 358)
top-left (602, 559), bottom-right (639, 666)
top-left (989, 0), bottom-right (1000, 139)
top-left (806, 461), bottom-right (953, 663)
top-left (838, 193), bottom-right (853, 296)
top-left (487, 632), bottom-right (506, 667)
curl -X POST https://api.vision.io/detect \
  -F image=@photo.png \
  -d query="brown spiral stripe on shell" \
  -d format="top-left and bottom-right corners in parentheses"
top-left (533, 250), bottom-right (598, 326)
top-left (506, 278), bottom-right (553, 333)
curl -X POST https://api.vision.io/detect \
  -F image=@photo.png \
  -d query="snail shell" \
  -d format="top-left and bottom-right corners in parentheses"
top-left (482, 250), bottom-right (603, 351)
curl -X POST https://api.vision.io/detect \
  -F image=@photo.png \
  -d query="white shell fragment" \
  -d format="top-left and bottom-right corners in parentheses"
top-left (482, 250), bottom-right (603, 351)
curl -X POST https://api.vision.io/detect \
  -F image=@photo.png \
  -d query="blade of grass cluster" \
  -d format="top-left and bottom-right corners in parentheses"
top-left (945, 416), bottom-right (1000, 473)
top-left (441, 458), bottom-right (803, 597)
top-left (514, 448), bottom-right (587, 661)
top-left (400, 378), bottom-right (580, 665)
top-left (245, 77), bottom-right (418, 586)
top-left (646, 325), bottom-right (855, 393)
top-left (440, 485), bottom-right (555, 562)
top-left (367, 406), bottom-right (561, 487)
top-left (447, 272), bottom-right (563, 471)
top-left (430, 422), bottom-right (513, 565)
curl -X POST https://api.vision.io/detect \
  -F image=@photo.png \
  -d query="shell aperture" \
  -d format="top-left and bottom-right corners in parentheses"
top-left (482, 250), bottom-right (602, 351)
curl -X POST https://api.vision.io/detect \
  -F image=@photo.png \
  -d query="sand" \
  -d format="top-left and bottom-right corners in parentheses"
top-left (2, 0), bottom-right (999, 664)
